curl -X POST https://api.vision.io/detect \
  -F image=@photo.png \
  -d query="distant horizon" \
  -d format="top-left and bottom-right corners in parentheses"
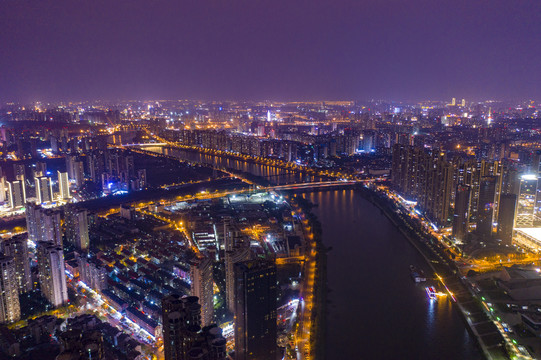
top-left (2, 97), bottom-right (539, 106)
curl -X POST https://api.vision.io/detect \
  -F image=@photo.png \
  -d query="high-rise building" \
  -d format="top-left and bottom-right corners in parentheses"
top-left (13, 163), bottom-right (25, 180)
top-left (391, 145), bottom-right (452, 225)
top-left (73, 161), bottom-right (85, 188)
top-left (477, 176), bottom-right (497, 238)
top-left (33, 162), bottom-right (47, 178)
top-left (7, 180), bottom-right (26, 208)
top-left (66, 155), bottom-right (77, 180)
top-left (124, 155), bottom-right (135, 178)
top-left (58, 171), bottom-right (70, 200)
top-left (25, 202), bottom-right (41, 242)
top-left (41, 209), bottom-right (63, 246)
top-left (190, 257), bottom-right (214, 327)
top-left (26, 204), bottom-right (63, 246)
top-left (78, 257), bottom-right (108, 291)
top-left (225, 246), bottom-right (251, 313)
top-left (516, 174), bottom-right (538, 227)
top-left (35, 176), bottom-right (53, 204)
top-left (452, 185), bottom-right (471, 242)
top-left (0, 255), bottom-right (21, 324)
top-left (497, 194), bottom-right (518, 246)
top-left (161, 294), bottom-right (226, 360)
top-left (0, 176), bottom-right (7, 203)
top-left (137, 169), bottom-right (147, 189)
top-left (162, 294), bottom-right (201, 360)
top-left (1, 235), bottom-right (32, 293)
top-left (234, 260), bottom-right (277, 360)
top-left (37, 241), bottom-right (68, 307)
top-left (64, 206), bottom-right (90, 250)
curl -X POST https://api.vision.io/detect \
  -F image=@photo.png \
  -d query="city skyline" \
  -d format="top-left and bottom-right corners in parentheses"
top-left (2, 1), bottom-right (541, 359)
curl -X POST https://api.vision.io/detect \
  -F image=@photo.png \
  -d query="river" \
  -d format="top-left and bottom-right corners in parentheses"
top-left (305, 190), bottom-right (481, 360)
top-left (143, 146), bottom-right (482, 359)
top-left (145, 146), bottom-right (321, 185)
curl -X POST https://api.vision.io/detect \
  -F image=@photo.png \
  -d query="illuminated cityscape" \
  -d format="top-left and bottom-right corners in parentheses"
top-left (2, 1), bottom-right (541, 359)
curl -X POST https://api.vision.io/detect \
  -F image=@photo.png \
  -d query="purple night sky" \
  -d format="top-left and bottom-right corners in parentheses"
top-left (1, 0), bottom-right (540, 102)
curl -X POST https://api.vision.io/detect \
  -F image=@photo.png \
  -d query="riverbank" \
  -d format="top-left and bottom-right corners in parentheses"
top-left (291, 195), bottom-right (327, 360)
top-left (357, 185), bottom-right (510, 360)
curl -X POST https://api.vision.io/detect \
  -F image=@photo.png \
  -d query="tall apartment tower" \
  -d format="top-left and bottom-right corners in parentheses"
top-left (13, 163), bottom-right (25, 180)
top-left (225, 246), bottom-right (251, 313)
top-left (35, 176), bottom-right (53, 204)
top-left (190, 257), bottom-right (214, 327)
top-left (477, 176), bottom-right (498, 239)
top-left (7, 180), bottom-right (26, 208)
top-left (65, 206), bottom-right (90, 250)
top-left (0, 255), bottom-right (21, 323)
top-left (497, 194), bottom-right (518, 246)
top-left (41, 209), bottom-right (63, 246)
top-left (73, 161), bottom-right (85, 188)
top-left (0, 176), bottom-right (6, 203)
top-left (516, 174), bottom-right (537, 227)
top-left (66, 155), bottom-right (77, 180)
top-left (234, 260), bottom-right (277, 360)
top-left (37, 242), bottom-right (68, 307)
top-left (1, 235), bottom-right (32, 293)
top-left (452, 185), bottom-right (471, 242)
top-left (58, 171), bottom-right (70, 200)
top-left (162, 294), bottom-right (201, 360)
top-left (26, 202), bottom-right (42, 242)
top-left (26, 204), bottom-right (63, 246)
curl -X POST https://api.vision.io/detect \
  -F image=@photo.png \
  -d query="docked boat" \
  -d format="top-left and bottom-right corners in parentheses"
top-left (425, 286), bottom-right (437, 300)
top-left (409, 265), bottom-right (427, 282)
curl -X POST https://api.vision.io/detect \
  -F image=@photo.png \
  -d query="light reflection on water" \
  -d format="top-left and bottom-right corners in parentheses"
top-left (305, 189), bottom-right (481, 360)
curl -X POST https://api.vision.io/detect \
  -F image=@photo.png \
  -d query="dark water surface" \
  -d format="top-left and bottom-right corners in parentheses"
top-left (305, 190), bottom-right (481, 360)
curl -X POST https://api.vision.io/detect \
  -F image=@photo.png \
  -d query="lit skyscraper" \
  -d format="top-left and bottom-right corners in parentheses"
top-left (35, 176), bottom-right (53, 204)
top-left (37, 241), bottom-right (68, 307)
top-left (7, 180), bottom-right (26, 208)
top-left (0, 255), bottom-right (21, 324)
top-left (1, 235), bottom-right (32, 293)
top-left (234, 260), bottom-right (277, 360)
top-left (190, 257), bottom-right (214, 327)
top-left (516, 174), bottom-right (537, 227)
top-left (0, 176), bottom-right (6, 203)
top-left (58, 171), bottom-right (70, 200)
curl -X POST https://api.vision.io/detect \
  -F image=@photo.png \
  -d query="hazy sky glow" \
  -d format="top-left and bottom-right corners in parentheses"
top-left (1, 0), bottom-right (541, 102)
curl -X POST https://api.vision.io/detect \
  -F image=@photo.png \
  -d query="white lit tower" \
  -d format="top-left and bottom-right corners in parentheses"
top-left (35, 176), bottom-right (53, 204)
top-left (58, 171), bottom-right (71, 200)
top-left (7, 180), bottom-right (26, 208)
